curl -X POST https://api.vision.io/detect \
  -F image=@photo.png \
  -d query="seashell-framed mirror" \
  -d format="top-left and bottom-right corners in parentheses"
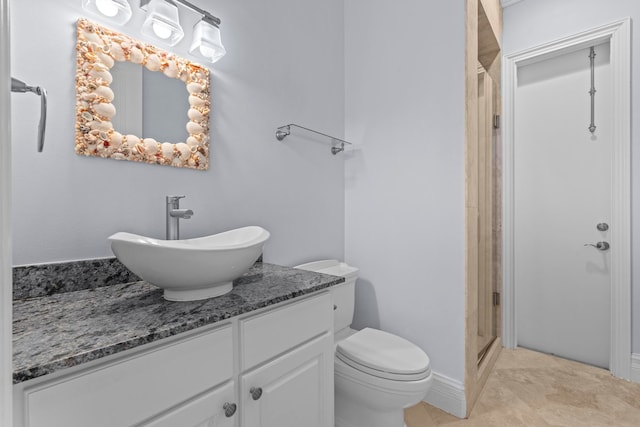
top-left (75, 18), bottom-right (210, 170)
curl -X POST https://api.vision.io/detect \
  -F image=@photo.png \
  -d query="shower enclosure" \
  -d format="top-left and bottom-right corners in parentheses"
top-left (464, 0), bottom-right (503, 416)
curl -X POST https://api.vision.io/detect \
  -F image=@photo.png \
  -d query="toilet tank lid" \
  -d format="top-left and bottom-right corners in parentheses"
top-left (294, 260), bottom-right (359, 280)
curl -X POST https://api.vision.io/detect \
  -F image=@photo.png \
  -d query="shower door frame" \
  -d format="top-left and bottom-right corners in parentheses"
top-left (502, 18), bottom-right (631, 379)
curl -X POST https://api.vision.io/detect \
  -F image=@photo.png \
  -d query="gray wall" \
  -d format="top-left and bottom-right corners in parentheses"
top-left (503, 0), bottom-right (640, 354)
top-left (10, 0), bottom-right (345, 267)
top-left (344, 0), bottom-right (467, 384)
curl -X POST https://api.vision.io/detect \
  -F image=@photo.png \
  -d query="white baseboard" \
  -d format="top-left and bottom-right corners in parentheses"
top-left (631, 353), bottom-right (640, 383)
top-left (422, 372), bottom-right (466, 418)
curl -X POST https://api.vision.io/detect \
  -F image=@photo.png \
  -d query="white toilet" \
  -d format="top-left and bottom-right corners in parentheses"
top-left (295, 260), bottom-right (433, 427)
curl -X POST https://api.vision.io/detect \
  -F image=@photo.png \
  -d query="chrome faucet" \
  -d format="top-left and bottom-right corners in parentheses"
top-left (166, 195), bottom-right (194, 240)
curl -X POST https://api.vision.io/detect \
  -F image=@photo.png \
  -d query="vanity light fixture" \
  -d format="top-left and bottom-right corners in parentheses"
top-left (141, 0), bottom-right (184, 46)
top-left (141, 0), bottom-right (226, 63)
top-left (83, 0), bottom-right (226, 63)
top-left (82, 0), bottom-right (132, 25)
top-left (189, 18), bottom-right (226, 63)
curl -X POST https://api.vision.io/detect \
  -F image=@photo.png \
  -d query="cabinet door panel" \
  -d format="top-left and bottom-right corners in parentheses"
top-left (141, 382), bottom-right (236, 427)
top-left (242, 334), bottom-right (333, 427)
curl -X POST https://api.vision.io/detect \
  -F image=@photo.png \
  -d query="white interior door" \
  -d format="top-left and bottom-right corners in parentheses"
top-left (514, 43), bottom-right (612, 368)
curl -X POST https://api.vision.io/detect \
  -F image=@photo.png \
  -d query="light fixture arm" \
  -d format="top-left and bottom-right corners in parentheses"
top-left (140, 0), bottom-right (221, 26)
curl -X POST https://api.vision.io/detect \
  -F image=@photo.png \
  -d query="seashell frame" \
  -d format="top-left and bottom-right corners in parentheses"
top-left (75, 18), bottom-right (211, 170)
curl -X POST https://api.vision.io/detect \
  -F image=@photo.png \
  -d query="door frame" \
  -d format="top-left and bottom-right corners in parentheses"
top-left (502, 18), bottom-right (631, 379)
top-left (0, 0), bottom-right (12, 422)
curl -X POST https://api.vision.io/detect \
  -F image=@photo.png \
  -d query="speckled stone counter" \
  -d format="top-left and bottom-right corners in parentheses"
top-left (13, 257), bottom-right (139, 300)
top-left (13, 262), bottom-right (343, 384)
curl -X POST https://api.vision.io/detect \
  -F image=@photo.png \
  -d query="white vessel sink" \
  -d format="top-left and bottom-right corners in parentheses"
top-left (109, 226), bottom-right (270, 301)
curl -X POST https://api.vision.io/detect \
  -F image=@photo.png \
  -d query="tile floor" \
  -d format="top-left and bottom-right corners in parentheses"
top-left (405, 347), bottom-right (640, 426)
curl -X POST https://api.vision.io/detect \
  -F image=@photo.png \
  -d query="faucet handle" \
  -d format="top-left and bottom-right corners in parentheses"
top-left (166, 195), bottom-right (186, 204)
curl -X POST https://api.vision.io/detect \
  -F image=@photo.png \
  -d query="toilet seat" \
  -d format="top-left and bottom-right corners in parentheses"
top-left (336, 328), bottom-right (431, 381)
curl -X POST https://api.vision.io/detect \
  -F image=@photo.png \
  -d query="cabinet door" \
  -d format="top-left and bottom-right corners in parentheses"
top-left (142, 381), bottom-right (236, 427)
top-left (242, 333), bottom-right (333, 427)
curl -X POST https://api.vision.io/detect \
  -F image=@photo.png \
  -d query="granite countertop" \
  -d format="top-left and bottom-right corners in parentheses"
top-left (13, 262), bottom-right (344, 384)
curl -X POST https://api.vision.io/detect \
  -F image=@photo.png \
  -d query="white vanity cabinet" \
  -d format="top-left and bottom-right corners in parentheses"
top-left (14, 292), bottom-right (334, 427)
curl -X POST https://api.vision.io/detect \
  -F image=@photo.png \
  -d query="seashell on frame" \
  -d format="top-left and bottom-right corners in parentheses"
top-left (130, 47), bottom-right (144, 64)
top-left (163, 61), bottom-right (179, 78)
top-left (97, 52), bottom-right (114, 68)
top-left (176, 143), bottom-right (191, 160)
top-left (161, 142), bottom-right (174, 158)
top-left (188, 95), bottom-right (206, 108)
top-left (93, 86), bottom-right (114, 102)
top-left (186, 82), bottom-right (203, 93)
top-left (81, 30), bottom-right (103, 46)
top-left (93, 102), bottom-right (116, 118)
top-left (126, 135), bottom-right (140, 147)
top-left (111, 132), bottom-right (123, 148)
top-left (89, 69), bottom-right (113, 85)
top-left (143, 138), bottom-right (159, 155)
top-left (186, 122), bottom-right (204, 134)
top-left (89, 120), bottom-right (113, 132)
top-left (110, 43), bottom-right (126, 61)
top-left (188, 108), bottom-right (203, 121)
top-left (145, 54), bottom-right (161, 72)
top-left (186, 136), bottom-right (200, 149)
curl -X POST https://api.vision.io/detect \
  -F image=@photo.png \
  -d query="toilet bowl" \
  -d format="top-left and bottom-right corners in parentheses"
top-left (295, 260), bottom-right (433, 427)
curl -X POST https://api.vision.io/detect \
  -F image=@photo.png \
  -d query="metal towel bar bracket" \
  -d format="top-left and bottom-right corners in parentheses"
top-left (11, 77), bottom-right (47, 152)
top-left (276, 123), bottom-right (351, 155)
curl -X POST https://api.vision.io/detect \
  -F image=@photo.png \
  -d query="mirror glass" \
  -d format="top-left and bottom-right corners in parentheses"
top-left (110, 62), bottom-right (190, 143)
top-left (75, 18), bottom-right (211, 170)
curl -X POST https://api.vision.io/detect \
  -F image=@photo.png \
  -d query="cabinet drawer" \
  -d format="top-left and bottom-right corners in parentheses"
top-left (23, 324), bottom-right (233, 427)
top-left (241, 293), bottom-right (332, 370)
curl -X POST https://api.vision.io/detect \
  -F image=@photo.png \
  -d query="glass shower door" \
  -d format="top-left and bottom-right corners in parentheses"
top-left (477, 66), bottom-right (501, 364)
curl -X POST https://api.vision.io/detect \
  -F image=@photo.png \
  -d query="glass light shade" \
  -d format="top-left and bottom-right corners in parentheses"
top-left (189, 20), bottom-right (226, 63)
top-left (141, 0), bottom-right (184, 46)
top-left (82, 0), bottom-right (132, 25)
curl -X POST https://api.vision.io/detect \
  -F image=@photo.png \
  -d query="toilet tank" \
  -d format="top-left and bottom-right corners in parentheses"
top-left (294, 260), bottom-right (359, 333)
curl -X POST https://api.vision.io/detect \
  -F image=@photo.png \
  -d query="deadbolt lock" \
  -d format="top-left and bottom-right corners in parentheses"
top-left (596, 223), bottom-right (609, 231)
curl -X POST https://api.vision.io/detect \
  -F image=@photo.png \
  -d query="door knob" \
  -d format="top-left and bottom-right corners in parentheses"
top-left (223, 402), bottom-right (237, 417)
top-left (584, 241), bottom-right (610, 251)
top-left (250, 386), bottom-right (263, 400)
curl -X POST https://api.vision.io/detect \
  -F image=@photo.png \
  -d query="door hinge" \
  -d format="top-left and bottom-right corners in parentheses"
top-left (492, 291), bottom-right (500, 306)
top-left (493, 114), bottom-right (501, 129)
